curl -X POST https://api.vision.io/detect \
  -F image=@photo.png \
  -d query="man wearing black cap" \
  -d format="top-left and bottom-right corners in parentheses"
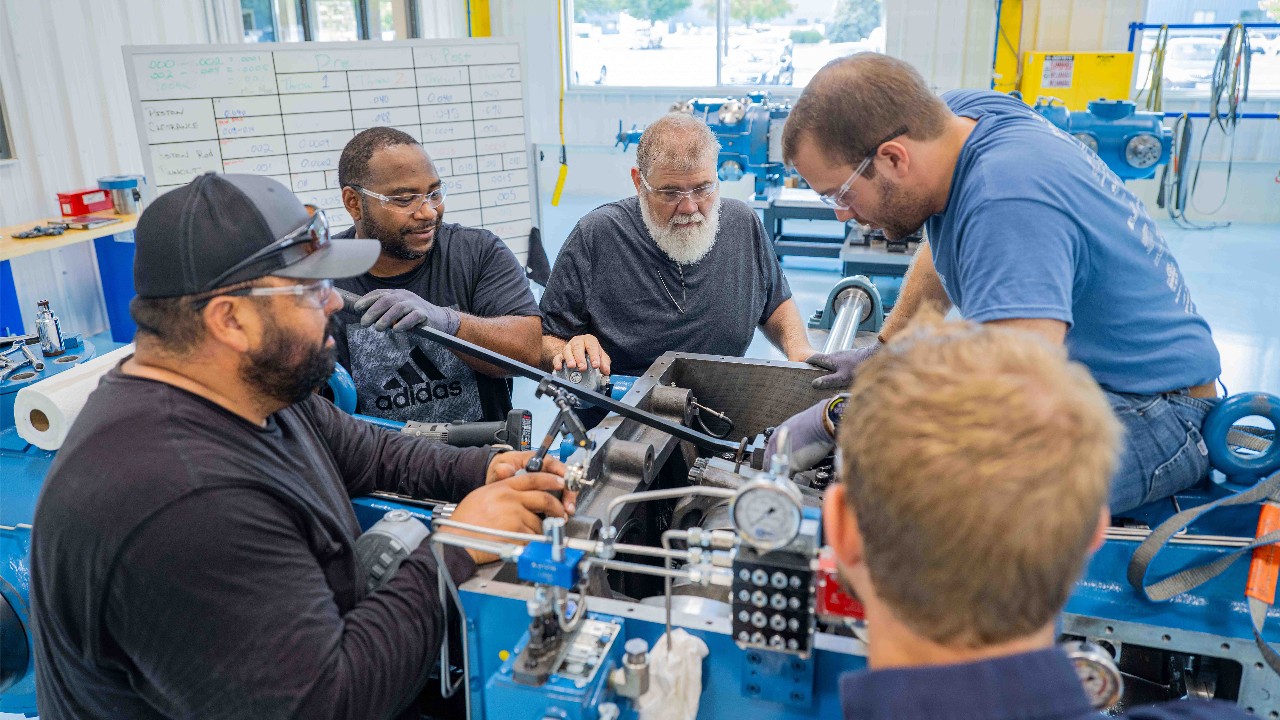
top-left (29, 173), bottom-right (570, 719)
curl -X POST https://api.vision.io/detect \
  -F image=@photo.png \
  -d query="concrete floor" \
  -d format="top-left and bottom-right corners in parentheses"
top-left (514, 196), bottom-right (1280, 441)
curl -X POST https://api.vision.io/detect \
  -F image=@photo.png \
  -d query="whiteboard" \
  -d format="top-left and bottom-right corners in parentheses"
top-left (123, 40), bottom-right (537, 261)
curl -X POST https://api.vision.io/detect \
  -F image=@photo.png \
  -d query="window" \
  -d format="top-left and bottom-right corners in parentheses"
top-left (567, 0), bottom-right (884, 90)
top-left (0, 91), bottom-right (11, 160)
top-left (241, 0), bottom-right (419, 42)
top-left (1137, 0), bottom-right (1280, 97)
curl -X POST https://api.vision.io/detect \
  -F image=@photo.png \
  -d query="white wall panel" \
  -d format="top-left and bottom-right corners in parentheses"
top-left (0, 0), bottom-right (236, 335)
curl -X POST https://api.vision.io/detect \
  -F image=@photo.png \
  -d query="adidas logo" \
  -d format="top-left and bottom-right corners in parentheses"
top-left (375, 346), bottom-right (464, 411)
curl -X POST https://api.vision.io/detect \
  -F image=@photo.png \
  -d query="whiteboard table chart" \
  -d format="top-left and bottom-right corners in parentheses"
top-left (126, 40), bottom-right (537, 263)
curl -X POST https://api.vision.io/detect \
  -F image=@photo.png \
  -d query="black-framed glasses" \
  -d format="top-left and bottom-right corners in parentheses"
top-left (201, 205), bottom-right (331, 292)
top-left (351, 184), bottom-right (446, 214)
top-left (818, 126), bottom-right (910, 211)
top-left (638, 175), bottom-right (719, 205)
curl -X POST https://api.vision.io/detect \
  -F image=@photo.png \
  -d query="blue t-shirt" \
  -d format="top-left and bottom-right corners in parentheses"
top-left (926, 90), bottom-right (1220, 394)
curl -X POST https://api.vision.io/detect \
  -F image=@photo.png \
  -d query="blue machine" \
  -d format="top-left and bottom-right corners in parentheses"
top-left (617, 92), bottom-right (791, 201)
top-left (5, 341), bottom-right (1279, 716)
top-left (617, 93), bottom-right (1173, 193)
top-left (1031, 97), bottom-right (1173, 181)
top-left (0, 339), bottom-right (98, 716)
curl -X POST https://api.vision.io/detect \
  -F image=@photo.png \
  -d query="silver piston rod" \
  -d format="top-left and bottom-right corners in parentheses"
top-left (821, 287), bottom-right (872, 354)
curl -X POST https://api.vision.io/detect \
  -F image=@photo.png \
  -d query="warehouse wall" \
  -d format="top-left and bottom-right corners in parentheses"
top-left (501, 0), bottom-right (1280, 235)
top-left (0, 0), bottom-right (472, 336)
top-left (0, 0), bottom-right (240, 335)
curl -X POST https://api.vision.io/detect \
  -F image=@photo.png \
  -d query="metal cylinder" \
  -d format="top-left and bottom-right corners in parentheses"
top-left (821, 287), bottom-right (871, 355)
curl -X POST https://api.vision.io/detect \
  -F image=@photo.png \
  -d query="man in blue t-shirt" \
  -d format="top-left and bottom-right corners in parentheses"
top-left (777, 53), bottom-right (1221, 514)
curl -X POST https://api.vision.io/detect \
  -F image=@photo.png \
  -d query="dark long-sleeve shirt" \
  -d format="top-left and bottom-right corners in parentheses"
top-left (31, 366), bottom-right (490, 719)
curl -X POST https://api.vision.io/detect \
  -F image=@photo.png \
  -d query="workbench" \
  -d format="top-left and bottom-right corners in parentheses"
top-left (839, 240), bottom-right (917, 309)
top-left (749, 187), bottom-right (855, 258)
top-left (0, 214), bottom-right (139, 342)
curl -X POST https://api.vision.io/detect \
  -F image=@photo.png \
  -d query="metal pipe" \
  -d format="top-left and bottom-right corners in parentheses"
top-left (605, 486), bottom-right (737, 528)
top-left (590, 557), bottom-right (693, 580)
top-left (432, 518), bottom-right (547, 543)
top-left (661, 530), bottom-right (690, 651)
top-left (567, 538), bottom-right (689, 560)
top-left (429, 532), bottom-right (523, 560)
top-left (822, 287), bottom-right (871, 354)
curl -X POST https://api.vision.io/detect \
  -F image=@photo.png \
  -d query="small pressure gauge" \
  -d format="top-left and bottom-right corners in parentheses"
top-left (1125, 133), bottom-right (1163, 168)
top-left (731, 478), bottom-right (804, 552)
top-left (1063, 640), bottom-right (1123, 710)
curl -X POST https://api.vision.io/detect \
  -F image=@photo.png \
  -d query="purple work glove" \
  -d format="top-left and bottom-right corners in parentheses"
top-left (354, 289), bottom-right (461, 334)
top-left (765, 397), bottom-right (838, 473)
top-left (806, 341), bottom-right (881, 391)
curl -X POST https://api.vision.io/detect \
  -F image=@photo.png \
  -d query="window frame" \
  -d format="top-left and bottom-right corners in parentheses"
top-left (1129, 21), bottom-right (1280, 102)
top-left (562, 0), bottom-right (817, 98)
top-left (245, 0), bottom-right (422, 42)
top-left (0, 76), bottom-right (12, 161)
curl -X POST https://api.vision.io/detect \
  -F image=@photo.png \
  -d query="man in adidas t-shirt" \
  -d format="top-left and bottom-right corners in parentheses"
top-left (333, 127), bottom-right (541, 424)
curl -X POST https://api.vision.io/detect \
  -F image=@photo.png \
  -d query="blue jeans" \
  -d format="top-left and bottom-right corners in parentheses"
top-left (1106, 390), bottom-right (1216, 515)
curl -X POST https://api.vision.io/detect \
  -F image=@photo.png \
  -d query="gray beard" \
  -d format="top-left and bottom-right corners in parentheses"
top-left (639, 195), bottom-right (721, 266)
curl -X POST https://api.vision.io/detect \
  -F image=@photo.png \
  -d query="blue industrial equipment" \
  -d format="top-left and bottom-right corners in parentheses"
top-left (1031, 97), bottom-right (1172, 180)
top-left (617, 92), bottom-right (791, 201)
top-left (326, 363), bottom-right (358, 415)
top-left (5, 321), bottom-right (1276, 714)
top-left (806, 276), bottom-right (884, 354)
top-left (0, 340), bottom-right (98, 716)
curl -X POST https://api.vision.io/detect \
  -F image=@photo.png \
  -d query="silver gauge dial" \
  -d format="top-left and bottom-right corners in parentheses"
top-left (1125, 133), bottom-right (1163, 168)
top-left (731, 479), bottom-right (803, 552)
top-left (1063, 640), bottom-right (1123, 710)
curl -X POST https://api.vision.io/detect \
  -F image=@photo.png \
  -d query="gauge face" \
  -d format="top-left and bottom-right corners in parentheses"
top-left (732, 481), bottom-right (802, 552)
top-left (1125, 134), bottom-right (1163, 168)
top-left (1073, 132), bottom-right (1099, 154)
top-left (1065, 642), bottom-right (1123, 710)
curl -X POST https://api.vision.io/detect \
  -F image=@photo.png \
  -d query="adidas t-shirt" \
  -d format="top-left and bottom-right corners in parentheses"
top-left (333, 223), bottom-right (540, 424)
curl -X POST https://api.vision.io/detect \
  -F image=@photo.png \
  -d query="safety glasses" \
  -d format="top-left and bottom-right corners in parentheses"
top-left (191, 278), bottom-right (335, 311)
top-left (351, 184), bottom-right (447, 214)
top-left (817, 126), bottom-right (910, 211)
top-left (639, 175), bottom-right (719, 205)
top-left (201, 205), bottom-right (331, 292)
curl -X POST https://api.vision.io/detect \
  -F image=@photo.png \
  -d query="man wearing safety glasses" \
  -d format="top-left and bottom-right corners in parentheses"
top-left (539, 112), bottom-right (815, 383)
top-left (772, 53), bottom-right (1221, 516)
top-left (30, 173), bottom-right (571, 719)
top-left (333, 127), bottom-right (541, 426)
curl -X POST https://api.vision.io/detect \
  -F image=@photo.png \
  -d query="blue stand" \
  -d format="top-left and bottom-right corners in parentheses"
top-left (93, 233), bottom-right (137, 344)
top-left (0, 261), bottom-right (23, 336)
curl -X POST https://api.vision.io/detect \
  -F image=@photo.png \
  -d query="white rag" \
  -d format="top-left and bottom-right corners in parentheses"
top-left (635, 628), bottom-right (709, 720)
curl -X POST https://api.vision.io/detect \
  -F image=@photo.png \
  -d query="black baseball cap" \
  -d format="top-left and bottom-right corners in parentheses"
top-left (133, 173), bottom-right (378, 298)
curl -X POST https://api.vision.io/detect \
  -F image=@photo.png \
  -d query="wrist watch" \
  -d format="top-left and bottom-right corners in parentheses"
top-left (822, 393), bottom-right (850, 438)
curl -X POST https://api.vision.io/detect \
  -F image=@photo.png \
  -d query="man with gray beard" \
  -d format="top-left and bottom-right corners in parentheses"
top-left (539, 113), bottom-right (814, 379)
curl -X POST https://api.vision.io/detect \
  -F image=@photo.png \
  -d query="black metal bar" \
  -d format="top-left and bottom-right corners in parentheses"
top-left (335, 288), bottom-right (738, 453)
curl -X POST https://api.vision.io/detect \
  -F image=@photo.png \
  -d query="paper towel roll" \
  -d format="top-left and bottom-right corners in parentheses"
top-left (15, 344), bottom-right (135, 451)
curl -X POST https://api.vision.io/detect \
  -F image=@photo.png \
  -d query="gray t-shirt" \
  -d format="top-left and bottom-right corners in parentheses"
top-left (334, 223), bottom-right (540, 423)
top-left (540, 196), bottom-right (792, 377)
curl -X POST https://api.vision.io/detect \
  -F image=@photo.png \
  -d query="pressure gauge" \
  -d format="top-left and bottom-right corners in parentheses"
top-left (1125, 133), bottom-right (1163, 169)
top-left (730, 478), bottom-right (804, 552)
top-left (1072, 132), bottom-right (1099, 154)
top-left (1063, 640), bottom-right (1123, 710)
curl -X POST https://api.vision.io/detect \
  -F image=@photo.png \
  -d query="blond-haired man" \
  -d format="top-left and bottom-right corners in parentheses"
top-left (823, 313), bottom-right (1246, 719)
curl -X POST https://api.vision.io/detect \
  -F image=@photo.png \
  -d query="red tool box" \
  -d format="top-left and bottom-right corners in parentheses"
top-left (57, 188), bottom-right (114, 216)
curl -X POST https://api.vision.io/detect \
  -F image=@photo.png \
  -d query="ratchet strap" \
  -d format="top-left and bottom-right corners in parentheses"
top-left (1128, 464), bottom-right (1280, 674)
